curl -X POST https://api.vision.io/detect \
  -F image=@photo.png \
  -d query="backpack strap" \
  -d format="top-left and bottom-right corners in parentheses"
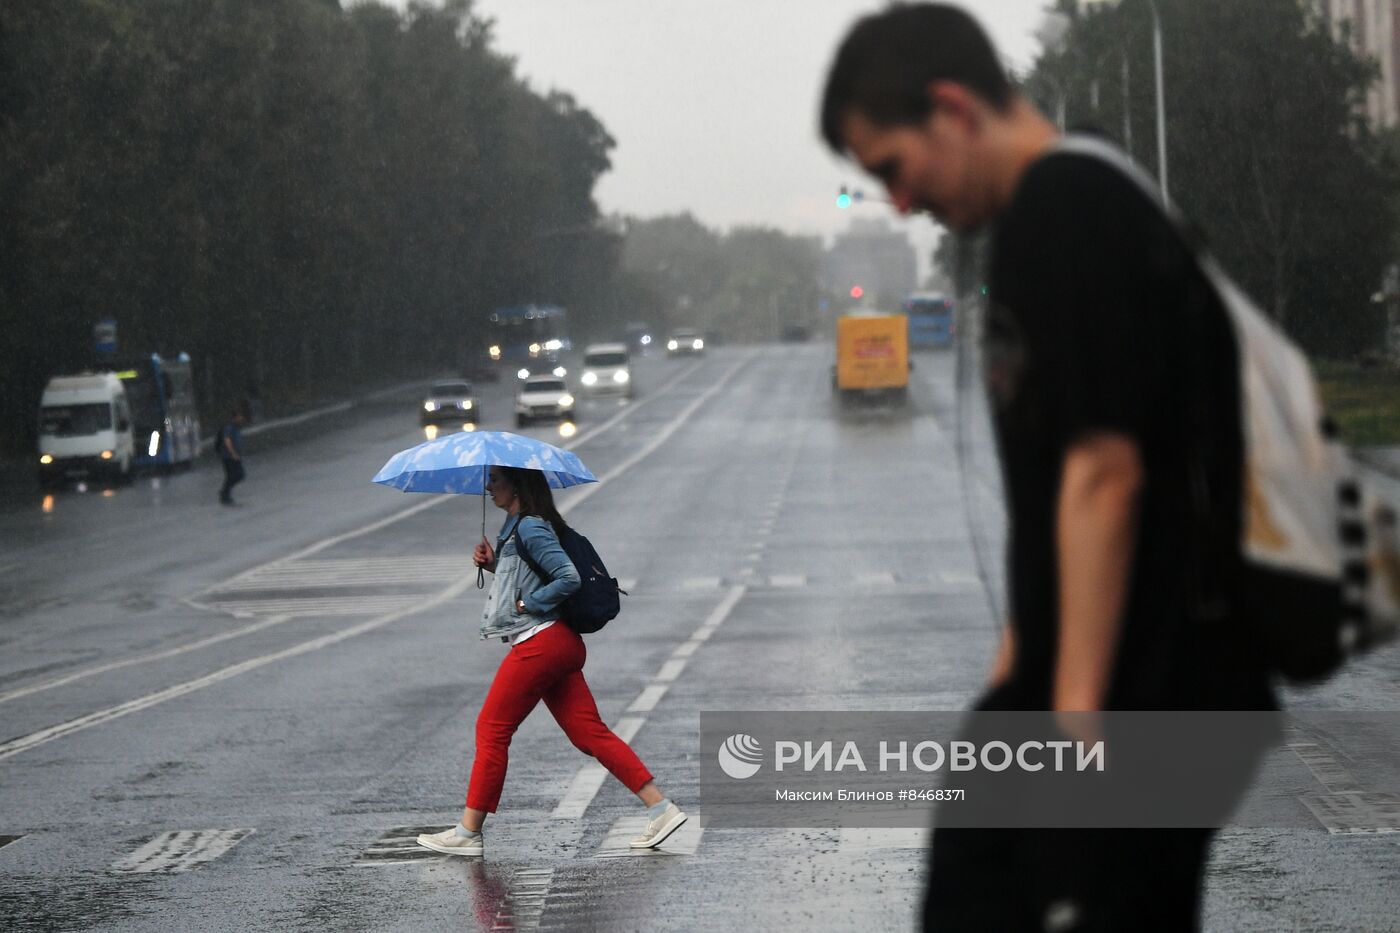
top-left (505, 517), bottom-right (552, 583)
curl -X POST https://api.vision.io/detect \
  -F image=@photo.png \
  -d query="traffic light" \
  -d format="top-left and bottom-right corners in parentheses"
top-left (850, 285), bottom-right (864, 299)
top-left (836, 186), bottom-right (853, 209)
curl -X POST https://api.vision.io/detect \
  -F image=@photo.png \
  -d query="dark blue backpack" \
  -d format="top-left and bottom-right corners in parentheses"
top-left (509, 521), bottom-right (624, 634)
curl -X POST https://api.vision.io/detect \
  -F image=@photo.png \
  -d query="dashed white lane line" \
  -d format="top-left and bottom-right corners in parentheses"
top-left (681, 576), bottom-right (723, 590)
top-left (551, 586), bottom-right (746, 821)
top-left (626, 684), bottom-right (669, 714)
top-left (654, 658), bottom-right (688, 683)
top-left (111, 829), bottom-right (255, 873)
top-left (768, 574), bottom-right (806, 588)
top-left (0, 615), bottom-right (292, 705)
top-left (0, 579), bottom-right (475, 761)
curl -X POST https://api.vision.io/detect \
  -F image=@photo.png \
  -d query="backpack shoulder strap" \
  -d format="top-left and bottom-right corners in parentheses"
top-left (509, 517), bottom-right (552, 583)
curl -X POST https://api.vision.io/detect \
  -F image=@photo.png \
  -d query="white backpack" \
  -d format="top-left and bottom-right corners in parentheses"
top-left (1056, 135), bottom-right (1400, 681)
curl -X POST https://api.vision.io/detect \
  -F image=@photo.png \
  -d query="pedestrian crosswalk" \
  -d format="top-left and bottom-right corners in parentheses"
top-left (111, 829), bottom-right (255, 873)
top-left (191, 556), bottom-right (984, 620)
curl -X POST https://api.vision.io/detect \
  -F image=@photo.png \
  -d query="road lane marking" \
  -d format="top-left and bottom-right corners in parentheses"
top-left (626, 684), bottom-right (669, 713)
top-left (353, 825), bottom-right (450, 865)
top-left (200, 595), bottom-right (430, 618)
top-left (0, 578), bottom-right (476, 761)
top-left (499, 867), bottom-right (555, 932)
top-left (768, 574), bottom-right (806, 587)
top-left (1298, 794), bottom-right (1400, 835)
top-left (856, 571), bottom-right (897, 586)
top-left (0, 615), bottom-right (293, 705)
top-left (654, 658), bottom-right (688, 682)
top-left (111, 829), bottom-right (254, 873)
top-left (681, 577), bottom-right (723, 590)
top-left (551, 586), bottom-right (746, 820)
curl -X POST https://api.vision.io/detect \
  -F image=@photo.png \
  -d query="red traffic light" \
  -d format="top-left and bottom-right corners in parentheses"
top-left (850, 286), bottom-right (864, 299)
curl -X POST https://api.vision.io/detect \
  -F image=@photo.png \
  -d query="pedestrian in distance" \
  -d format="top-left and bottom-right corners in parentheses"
top-left (216, 409), bottom-right (247, 506)
top-left (416, 465), bottom-right (687, 857)
top-left (822, 5), bottom-right (1274, 930)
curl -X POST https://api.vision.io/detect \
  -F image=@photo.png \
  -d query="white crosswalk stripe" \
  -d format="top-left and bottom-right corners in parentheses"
top-left (200, 596), bottom-right (428, 618)
top-left (111, 829), bottom-right (254, 873)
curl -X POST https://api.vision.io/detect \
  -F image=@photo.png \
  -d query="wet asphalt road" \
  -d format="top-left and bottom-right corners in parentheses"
top-left (1, 345), bottom-right (1398, 931)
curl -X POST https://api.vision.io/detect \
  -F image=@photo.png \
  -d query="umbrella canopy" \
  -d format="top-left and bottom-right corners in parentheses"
top-left (371, 430), bottom-right (597, 495)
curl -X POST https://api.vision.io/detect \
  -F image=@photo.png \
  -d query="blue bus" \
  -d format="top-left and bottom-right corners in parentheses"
top-left (486, 305), bottom-right (571, 380)
top-left (903, 292), bottom-right (955, 349)
top-left (113, 353), bottom-right (201, 469)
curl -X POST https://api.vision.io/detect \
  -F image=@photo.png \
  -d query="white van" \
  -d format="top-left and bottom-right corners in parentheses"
top-left (579, 343), bottom-right (633, 398)
top-left (37, 373), bottom-right (135, 484)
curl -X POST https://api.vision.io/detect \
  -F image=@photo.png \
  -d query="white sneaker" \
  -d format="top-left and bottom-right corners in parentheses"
top-left (630, 803), bottom-right (688, 849)
top-left (416, 827), bottom-right (484, 857)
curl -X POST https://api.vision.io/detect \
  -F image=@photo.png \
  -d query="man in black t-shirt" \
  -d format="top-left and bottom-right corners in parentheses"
top-left (821, 5), bottom-right (1273, 930)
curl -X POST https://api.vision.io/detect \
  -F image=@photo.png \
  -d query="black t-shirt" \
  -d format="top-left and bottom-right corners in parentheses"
top-left (981, 148), bottom-right (1274, 712)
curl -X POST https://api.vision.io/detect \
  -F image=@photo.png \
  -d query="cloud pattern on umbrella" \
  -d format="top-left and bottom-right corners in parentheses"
top-left (372, 430), bottom-right (597, 494)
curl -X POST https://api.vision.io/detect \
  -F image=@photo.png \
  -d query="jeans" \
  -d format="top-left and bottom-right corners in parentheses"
top-left (219, 458), bottom-right (245, 501)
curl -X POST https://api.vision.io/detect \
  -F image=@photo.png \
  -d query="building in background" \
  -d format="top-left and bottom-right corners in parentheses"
top-left (1313, 0), bottom-right (1400, 128)
top-left (822, 219), bottom-right (918, 312)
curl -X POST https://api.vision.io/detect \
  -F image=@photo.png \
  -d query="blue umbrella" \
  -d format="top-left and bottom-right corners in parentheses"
top-left (372, 430), bottom-right (597, 587)
top-left (372, 430), bottom-right (596, 494)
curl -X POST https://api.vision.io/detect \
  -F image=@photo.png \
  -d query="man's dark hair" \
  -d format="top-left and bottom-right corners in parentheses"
top-left (820, 3), bottom-right (1013, 153)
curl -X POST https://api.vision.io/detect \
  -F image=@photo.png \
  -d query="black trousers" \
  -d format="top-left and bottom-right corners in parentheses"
top-left (923, 827), bottom-right (1213, 932)
top-left (220, 458), bottom-right (245, 501)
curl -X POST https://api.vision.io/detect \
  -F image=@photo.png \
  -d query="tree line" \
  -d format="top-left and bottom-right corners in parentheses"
top-left (943, 0), bottom-right (1397, 360)
top-left (0, 0), bottom-right (624, 453)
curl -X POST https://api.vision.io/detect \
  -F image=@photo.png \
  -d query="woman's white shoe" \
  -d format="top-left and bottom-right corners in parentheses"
top-left (630, 803), bottom-right (688, 849)
top-left (416, 827), bottom-right (484, 857)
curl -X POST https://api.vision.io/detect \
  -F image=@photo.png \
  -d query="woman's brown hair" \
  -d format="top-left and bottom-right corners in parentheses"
top-left (497, 465), bottom-right (570, 538)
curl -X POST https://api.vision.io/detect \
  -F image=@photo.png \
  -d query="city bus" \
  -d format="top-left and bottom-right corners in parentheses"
top-left (903, 291), bottom-right (955, 349)
top-left (485, 305), bottom-right (571, 380)
top-left (113, 352), bottom-right (201, 469)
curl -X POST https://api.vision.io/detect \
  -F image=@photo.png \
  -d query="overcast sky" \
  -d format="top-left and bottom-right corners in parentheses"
top-left (396, 1), bottom-right (1052, 266)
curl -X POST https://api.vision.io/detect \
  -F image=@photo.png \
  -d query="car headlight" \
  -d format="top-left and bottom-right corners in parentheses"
top-left (529, 343), bottom-right (541, 356)
top-left (544, 339), bottom-right (563, 351)
top-left (613, 370), bottom-right (629, 384)
top-left (667, 339), bottom-right (679, 350)
top-left (693, 339), bottom-right (704, 350)
top-left (517, 368), bottom-right (530, 380)
top-left (39, 454), bottom-right (54, 465)
top-left (641, 335), bottom-right (651, 345)
top-left (460, 400), bottom-right (473, 410)
top-left (553, 366), bottom-right (567, 377)
top-left (559, 394), bottom-right (575, 407)
top-left (488, 345), bottom-right (501, 360)
top-left (100, 449), bottom-right (114, 460)
top-left (424, 401), bottom-right (439, 412)
top-left (581, 371), bottom-right (598, 386)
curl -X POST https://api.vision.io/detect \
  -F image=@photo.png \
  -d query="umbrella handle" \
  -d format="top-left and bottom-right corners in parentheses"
top-left (477, 565), bottom-right (485, 589)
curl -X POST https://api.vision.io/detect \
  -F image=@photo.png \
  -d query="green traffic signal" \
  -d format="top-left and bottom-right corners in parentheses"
top-left (836, 191), bottom-right (853, 209)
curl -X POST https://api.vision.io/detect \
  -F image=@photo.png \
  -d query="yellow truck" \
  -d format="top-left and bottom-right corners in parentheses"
top-left (833, 312), bottom-right (910, 404)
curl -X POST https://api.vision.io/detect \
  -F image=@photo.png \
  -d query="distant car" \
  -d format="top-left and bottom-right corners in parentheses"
top-left (623, 321), bottom-right (654, 353)
top-left (421, 380), bottom-right (479, 425)
top-left (514, 376), bottom-right (575, 427)
top-left (579, 343), bottom-right (634, 398)
top-left (666, 329), bottom-right (705, 356)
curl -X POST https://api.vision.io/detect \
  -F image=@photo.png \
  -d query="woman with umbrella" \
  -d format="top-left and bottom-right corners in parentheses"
top-left (412, 463), bottom-right (687, 857)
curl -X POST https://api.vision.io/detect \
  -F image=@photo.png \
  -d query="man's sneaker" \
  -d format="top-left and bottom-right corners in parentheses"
top-left (630, 803), bottom-right (688, 849)
top-left (416, 827), bottom-right (484, 857)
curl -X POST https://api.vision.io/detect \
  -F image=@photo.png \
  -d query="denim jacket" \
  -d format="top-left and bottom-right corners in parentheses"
top-left (480, 514), bottom-right (581, 640)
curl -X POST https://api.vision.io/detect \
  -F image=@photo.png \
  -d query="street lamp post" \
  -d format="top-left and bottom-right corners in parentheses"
top-left (1081, 0), bottom-right (1167, 198)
